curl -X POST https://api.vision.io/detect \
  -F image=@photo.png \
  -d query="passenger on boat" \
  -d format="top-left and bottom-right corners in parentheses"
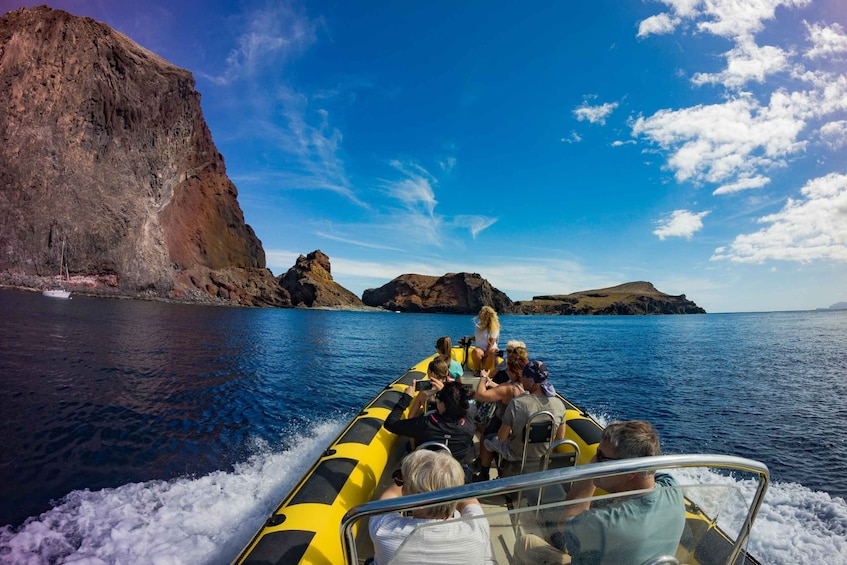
top-left (368, 449), bottom-right (494, 565)
top-left (473, 353), bottom-right (528, 456)
top-left (383, 380), bottom-right (476, 462)
top-left (407, 358), bottom-right (453, 418)
top-left (487, 340), bottom-right (527, 384)
top-left (474, 360), bottom-right (565, 481)
top-left (471, 306), bottom-right (500, 374)
top-left (435, 335), bottom-right (464, 380)
top-left (514, 420), bottom-right (686, 565)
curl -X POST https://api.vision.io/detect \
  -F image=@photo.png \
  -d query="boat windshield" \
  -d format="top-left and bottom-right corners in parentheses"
top-left (342, 454), bottom-right (768, 565)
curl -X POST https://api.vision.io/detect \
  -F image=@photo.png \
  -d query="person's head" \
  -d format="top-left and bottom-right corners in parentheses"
top-left (506, 354), bottom-right (528, 382)
top-left (401, 449), bottom-right (465, 518)
top-left (436, 381), bottom-right (469, 419)
top-left (427, 357), bottom-right (450, 382)
top-left (595, 420), bottom-right (662, 489)
top-left (477, 306), bottom-right (500, 334)
top-left (435, 336), bottom-right (452, 357)
top-left (505, 340), bottom-right (526, 357)
top-left (521, 360), bottom-right (556, 397)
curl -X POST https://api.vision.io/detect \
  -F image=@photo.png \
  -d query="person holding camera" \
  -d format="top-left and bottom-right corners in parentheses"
top-left (405, 357), bottom-right (453, 419)
top-left (383, 377), bottom-right (475, 463)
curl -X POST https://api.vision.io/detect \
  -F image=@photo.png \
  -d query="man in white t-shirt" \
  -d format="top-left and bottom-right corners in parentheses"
top-left (368, 449), bottom-right (493, 564)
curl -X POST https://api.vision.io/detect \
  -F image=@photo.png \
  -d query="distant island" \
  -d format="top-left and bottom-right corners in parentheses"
top-left (820, 302), bottom-right (847, 311)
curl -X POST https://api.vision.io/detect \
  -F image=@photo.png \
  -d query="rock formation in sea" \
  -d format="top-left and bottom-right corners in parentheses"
top-left (362, 272), bottom-right (519, 314)
top-left (278, 250), bottom-right (364, 308)
top-left (0, 6), bottom-right (288, 306)
top-left (517, 281), bottom-right (706, 314)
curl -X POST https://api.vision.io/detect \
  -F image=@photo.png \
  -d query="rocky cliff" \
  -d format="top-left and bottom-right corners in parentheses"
top-left (517, 281), bottom-right (706, 314)
top-left (362, 272), bottom-right (518, 314)
top-left (0, 6), bottom-right (288, 306)
top-left (279, 250), bottom-right (364, 308)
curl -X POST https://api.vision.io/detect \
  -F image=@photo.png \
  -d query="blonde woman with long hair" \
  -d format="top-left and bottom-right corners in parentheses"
top-left (471, 306), bottom-right (500, 374)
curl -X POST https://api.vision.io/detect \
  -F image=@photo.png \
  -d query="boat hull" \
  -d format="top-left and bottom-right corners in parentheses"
top-left (233, 349), bottom-right (604, 564)
top-left (42, 289), bottom-right (71, 299)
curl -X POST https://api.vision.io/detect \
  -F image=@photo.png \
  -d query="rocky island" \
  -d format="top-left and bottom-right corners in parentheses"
top-left (516, 282), bottom-right (706, 315)
top-left (362, 273), bottom-right (519, 314)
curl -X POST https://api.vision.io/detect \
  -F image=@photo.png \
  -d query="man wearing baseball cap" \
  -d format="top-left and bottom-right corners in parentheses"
top-left (474, 360), bottom-right (566, 480)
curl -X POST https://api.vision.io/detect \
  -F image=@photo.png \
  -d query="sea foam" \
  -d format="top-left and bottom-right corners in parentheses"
top-left (0, 420), bottom-right (346, 565)
top-left (2, 418), bottom-right (846, 565)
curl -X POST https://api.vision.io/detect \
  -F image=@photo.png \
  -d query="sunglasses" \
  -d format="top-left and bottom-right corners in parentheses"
top-left (595, 448), bottom-right (619, 462)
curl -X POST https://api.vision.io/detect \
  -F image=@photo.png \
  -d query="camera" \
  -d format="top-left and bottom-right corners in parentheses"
top-left (415, 380), bottom-right (433, 391)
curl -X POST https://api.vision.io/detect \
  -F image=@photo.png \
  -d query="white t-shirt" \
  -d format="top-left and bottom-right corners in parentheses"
top-left (369, 503), bottom-right (493, 565)
top-left (474, 328), bottom-right (499, 353)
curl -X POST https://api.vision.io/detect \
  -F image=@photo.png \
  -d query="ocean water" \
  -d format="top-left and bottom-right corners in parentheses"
top-left (0, 289), bottom-right (845, 564)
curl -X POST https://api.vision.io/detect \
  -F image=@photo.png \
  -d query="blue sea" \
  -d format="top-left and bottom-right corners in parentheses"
top-left (0, 289), bottom-right (845, 564)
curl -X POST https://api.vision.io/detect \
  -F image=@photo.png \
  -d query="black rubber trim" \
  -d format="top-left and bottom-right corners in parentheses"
top-left (397, 370), bottom-right (423, 387)
top-left (288, 457), bottom-right (357, 506)
top-left (337, 417), bottom-right (382, 446)
top-left (568, 418), bottom-right (603, 445)
top-left (371, 389), bottom-right (404, 411)
top-left (242, 529), bottom-right (315, 565)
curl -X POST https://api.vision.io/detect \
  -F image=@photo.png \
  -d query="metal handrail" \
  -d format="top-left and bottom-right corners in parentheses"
top-left (340, 453), bottom-right (769, 565)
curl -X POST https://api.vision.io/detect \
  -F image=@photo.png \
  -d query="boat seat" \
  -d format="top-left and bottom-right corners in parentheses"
top-left (640, 556), bottom-right (680, 565)
top-left (517, 410), bottom-right (557, 475)
top-left (415, 441), bottom-right (451, 454)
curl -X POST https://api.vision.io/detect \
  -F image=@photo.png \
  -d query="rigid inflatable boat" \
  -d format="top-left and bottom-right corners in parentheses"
top-left (233, 341), bottom-right (768, 565)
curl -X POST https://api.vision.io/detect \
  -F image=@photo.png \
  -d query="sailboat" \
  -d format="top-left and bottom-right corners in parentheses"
top-left (42, 239), bottom-right (71, 299)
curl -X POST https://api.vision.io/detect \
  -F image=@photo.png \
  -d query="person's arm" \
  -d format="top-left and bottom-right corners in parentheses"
top-left (407, 391), bottom-right (428, 418)
top-left (497, 421), bottom-right (512, 443)
top-left (384, 386), bottom-right (428, 439)
top-left (384, 392), bottom-right (412, 430)
top-left (558, 479), bottom-right (595, 525)
top-left (554, 423), bottom-right (566, 441)
top-left (554, 399), bottom-right (568, 440)
top-left (475, 373), bottom-right (507, 403)
top-left (456, 498), bottom-right (481, 511)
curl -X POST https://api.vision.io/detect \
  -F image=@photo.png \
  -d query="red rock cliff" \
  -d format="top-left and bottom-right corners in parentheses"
top-left (0, 6), bottom-right (288, 306)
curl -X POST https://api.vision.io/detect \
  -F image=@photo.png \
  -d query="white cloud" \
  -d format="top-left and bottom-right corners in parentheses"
top-left (695, 0), bottom-right (811, 39)
top-left (631, 92), bottom-right (809, 185)
top-left (387, 160), bottom-right (438, 217)
top-left (640, 0), bottom-right (810, 41)
top-left (611, 140), bottom-right (637, 147)
top-left (453, 215), bottom-right (498, 239)
top-left (439, 156), bottom-right (457, 172)
top-left (819, 120), bottom-right (847, 149)
top-left (805, 21), bottom-right (847, 60)
top-left (653, 209), bottom-right (710, 240)
top-left (712, 173), bottom-right (847, 262)
top-left (638, 13), bottom-right (680, 38)
top-left (561, 131), bottom-right (583, 144)
top-left (315, 231), bottom-right (405, 252)
top-left (574, 101), bottom-right (619, 125)
top-left (713, 175), bottom-right (771, 195)
top-left (658, 0), bottom-right (701, 18)
top-left (199, 5), bottom-right (317, 85)
top-left (691, 37), bottom-right (792, 88)
top-left (260, 89), bottom-right (362, 205)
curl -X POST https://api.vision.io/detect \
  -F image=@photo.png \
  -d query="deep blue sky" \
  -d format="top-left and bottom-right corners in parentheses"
top-left (3, 0), bottom-right (847, 312)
